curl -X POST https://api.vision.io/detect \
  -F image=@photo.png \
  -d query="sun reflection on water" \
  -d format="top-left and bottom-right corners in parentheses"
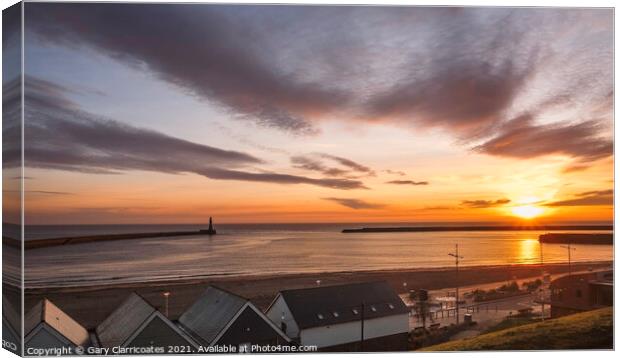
top-left (517, 238), bottom-right (540, 264)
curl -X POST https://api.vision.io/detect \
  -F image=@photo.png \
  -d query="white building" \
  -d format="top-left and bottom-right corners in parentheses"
top-left (266, 281), bottom-right (409, 351)
top-left (24, 299), bottom-right (90, 350)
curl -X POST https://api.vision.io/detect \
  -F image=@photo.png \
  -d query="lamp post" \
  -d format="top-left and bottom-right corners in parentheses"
top-left (162, 291), bottom-right (170, 317)
top-left (560, 244), bottom-right (576, 277)
top-left (448, 244), bottom-right (464, 325)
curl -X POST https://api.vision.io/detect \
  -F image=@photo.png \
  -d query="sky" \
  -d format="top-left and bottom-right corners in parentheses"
top-left (2, 3), bottom-right (614, 224)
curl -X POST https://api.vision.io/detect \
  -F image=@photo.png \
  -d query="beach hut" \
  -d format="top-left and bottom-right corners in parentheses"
top-left (24, 299), bottom-right (90, 350)
top-left (178, 286), bottom-right (290, 351)
top-left (95, 292), bottom-right (199, 349)
top-left (266, 281), bottom-right (409, 351)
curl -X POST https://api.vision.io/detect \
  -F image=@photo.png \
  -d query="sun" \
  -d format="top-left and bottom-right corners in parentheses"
top-left (511, 205), bottom-right (544, 219)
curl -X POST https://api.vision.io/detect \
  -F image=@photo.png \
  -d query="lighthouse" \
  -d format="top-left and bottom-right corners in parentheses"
top-left (201, 217), bottom-right (217, 235)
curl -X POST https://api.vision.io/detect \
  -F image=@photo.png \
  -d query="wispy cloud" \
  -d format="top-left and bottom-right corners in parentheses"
top-left (474, 114), bottom-right (612, 162)
top-left (545, 190), bottom-right (613, 207)
top-left (386, 180), bottom-right (428, 186)
top-left (5, 76), bottom-right (366, 190)
top-left (291, 153), bottom-right (374, 178)
top-left (461, 198), bottom-right (511, 208)
top-left (322, 197), bottom-right (385, 209)
top-left (384, 170), bottom-right (406, 176)
top-left (26, 3), bottom-right (351, 135)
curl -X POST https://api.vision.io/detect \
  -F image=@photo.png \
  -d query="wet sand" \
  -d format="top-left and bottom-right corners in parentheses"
top-left (20, 261), bottom-right (612, 330)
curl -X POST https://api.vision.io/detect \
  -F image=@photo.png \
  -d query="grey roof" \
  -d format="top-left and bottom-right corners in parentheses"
top-left (2, 295), bottom-right (20, 334)
top-left (96, 293), bottom-right (156, 348)
top-left (277, 281), bottom-right (408, 329)
top-left (178, 286), bottom-right (247, 345)
top-left (24, 299), bottom-right (90, 346)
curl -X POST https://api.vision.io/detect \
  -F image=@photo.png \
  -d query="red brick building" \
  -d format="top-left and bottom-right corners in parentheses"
top-left (550, 270), bottom-right (613, 318)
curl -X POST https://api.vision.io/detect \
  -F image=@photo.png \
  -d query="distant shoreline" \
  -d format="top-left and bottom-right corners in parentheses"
top-left (4, 224), bottom-right (613, 250)
top-left (539, 233), bottom-right (613, 245)
top-left (4, 230), bottom-right (210, 250)
top-left (342, 225), bottom-right (613, 233)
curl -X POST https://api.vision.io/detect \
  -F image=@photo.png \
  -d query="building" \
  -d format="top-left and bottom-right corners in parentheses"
top-left (266, 281), bottom-right (409, 351)
top-left (95, 292), bottom-right (199, 349)
top-left (3, 295), bottom-right (21, 354)
top-left (24, 299), bottom-right (90, 350)
top-left (550, 270), bottom-right (613, 318)
top-left (177, 286), bottom-right (290, 351)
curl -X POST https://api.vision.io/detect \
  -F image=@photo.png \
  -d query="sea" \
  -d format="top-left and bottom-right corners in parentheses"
top-left (11, 223), bottom-right (614, 289)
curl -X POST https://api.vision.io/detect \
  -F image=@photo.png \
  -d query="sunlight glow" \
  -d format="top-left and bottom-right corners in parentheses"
top-left (511, 205), bottom-right (544, 219)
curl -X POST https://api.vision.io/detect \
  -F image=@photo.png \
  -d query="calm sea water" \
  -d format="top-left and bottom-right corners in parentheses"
top-left (21, 224), bottom-right (613, 288)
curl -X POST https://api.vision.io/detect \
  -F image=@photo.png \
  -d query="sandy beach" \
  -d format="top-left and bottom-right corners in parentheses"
top-left (20, 260), bottom-right (612, 330)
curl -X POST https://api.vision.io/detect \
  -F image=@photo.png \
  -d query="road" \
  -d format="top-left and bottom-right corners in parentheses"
top-left (401, 269), bottom-right (603, 335)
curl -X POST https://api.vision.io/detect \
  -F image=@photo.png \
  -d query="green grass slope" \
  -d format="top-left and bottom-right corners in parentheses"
top-left (423, 307), bottom-right (613, 351)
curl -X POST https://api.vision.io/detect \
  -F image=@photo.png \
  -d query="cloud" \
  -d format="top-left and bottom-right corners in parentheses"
top-left (291, 153), bottom-right (374, 178)
top-left (26, 3), bottom-right (351, 135)
top-left (474, 114), bottom-right (613, 162)
top-left (545, 190), bottom-right (613, 207)
top-left (5, 75), bottom-right (366, 190)
top-left (461, 198), bottom-right (511, 208)
top-left (384, 170), bottom-right (406, 176)
top-left (197, 168), bottom-right (366, 190)
top-left (322, 197), bottom-right (385, 210)
top-left (24, 4), bottom-right (612, 159)
top-left (386, 180), bottom-right (428, 186)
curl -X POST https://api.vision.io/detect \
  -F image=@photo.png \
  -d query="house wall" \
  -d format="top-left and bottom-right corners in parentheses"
top-left (266, 296), bottom-right (300, 338)
top-left (216, 306), bottom-right (289, 347)
top-left (299, 314), bottom-right (408, 349)
top-left (127, 316), bottom-right (194, 348)
top-left (550, 272), bottom-right (613, 318)
top-left (26, 326), bottom-right (72, 350)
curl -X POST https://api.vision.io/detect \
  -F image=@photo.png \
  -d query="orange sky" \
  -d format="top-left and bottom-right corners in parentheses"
top-left (3, 5), bottom-right (613, 225)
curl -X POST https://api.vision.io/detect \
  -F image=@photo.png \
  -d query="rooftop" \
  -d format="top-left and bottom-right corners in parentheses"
top-left (95, 292), bottom-right (156, 348)
top-left (177, 286), bottom-right (247, 345)
top-left (25, 299), bottom-right (90, 347)
top-left (277, 281), bottom-right (408, 329)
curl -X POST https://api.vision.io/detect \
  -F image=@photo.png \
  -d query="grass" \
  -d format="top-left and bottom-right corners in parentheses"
top-left (482, 316), bottom-right (540, 334)
top-left (422, 307), bottom-right (613, 351)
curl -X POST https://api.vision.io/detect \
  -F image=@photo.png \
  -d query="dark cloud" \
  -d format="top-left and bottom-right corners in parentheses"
top-left (318, 154), bottom-right (374, 175)
top-left (6, 75), bottom-right (366, 190)
top-left (461, 198), bottom-right (511, 208)
top-left (386, 180), bottom-right (428, 186)
top-left (545, 190), bottom-right (613, 207)
top-left (322, 197), bottom-right (385, 210)
top-left (196, 168), bottom-right (366, 190)
top-left (24, 4), bottom-right (612, 162)
top-left (26, 3), bottom-right (351, 135)
top-left (291, 153), bottom-right (374, 178)
top-left (363, 10), bottom-right (539, 139)
top-left (474, 114), bottom-right (613, 162)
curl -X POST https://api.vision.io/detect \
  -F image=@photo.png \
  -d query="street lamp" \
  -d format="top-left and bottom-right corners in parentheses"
top-left (448, 244), bottom-right (464, 325)
top-left (560, 244), bottom-right (577, 277)
top-left (162, 291), bottom-right (171, 317)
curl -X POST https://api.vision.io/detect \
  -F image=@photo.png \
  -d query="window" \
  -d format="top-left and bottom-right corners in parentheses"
top-left (576, 289), bottom-right (582, 298)
top-left (317, 313), bottom-right (324, 319)
top-left (333, 312), bottom-right (339, 317)
top-left (352, 309), bottom-right (359, 315)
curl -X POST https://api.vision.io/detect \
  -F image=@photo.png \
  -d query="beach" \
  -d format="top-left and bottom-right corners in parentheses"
top-left (21, 261), bottom-right (612, 330)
